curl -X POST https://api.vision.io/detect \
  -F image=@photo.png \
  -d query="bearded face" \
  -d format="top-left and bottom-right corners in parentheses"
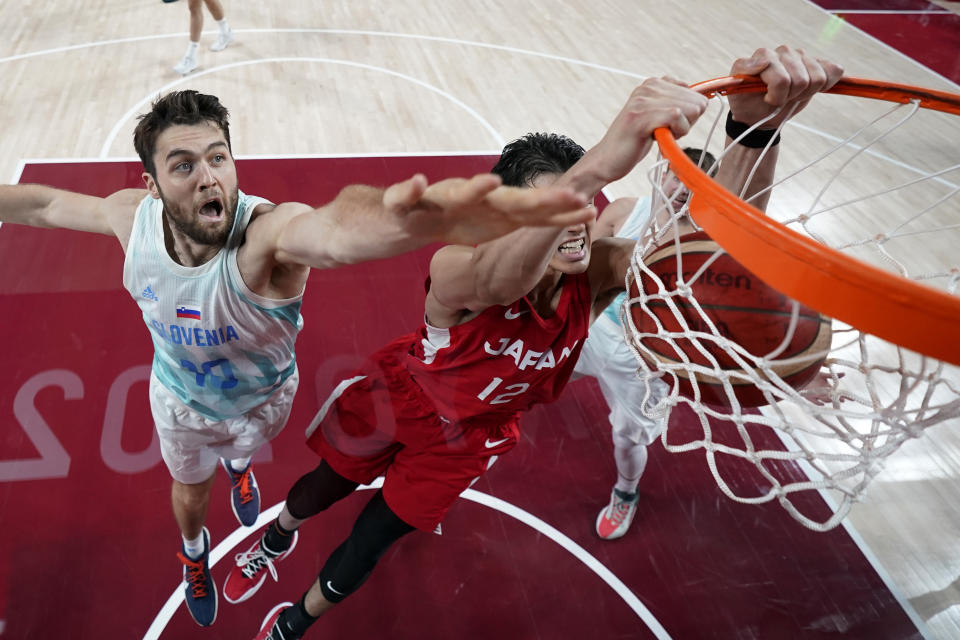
top-left (143, 121), bottom-right (240, 256)
top-left (157, 181), bottom-right (239, 246)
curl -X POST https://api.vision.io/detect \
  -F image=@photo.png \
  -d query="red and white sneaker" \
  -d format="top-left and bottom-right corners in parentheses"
top-left (254, 602), bottom-right (296, 640)
top-left (223, 531), bottom-right (299, 603)
top-left (595, 488), bottom-right (639, 540)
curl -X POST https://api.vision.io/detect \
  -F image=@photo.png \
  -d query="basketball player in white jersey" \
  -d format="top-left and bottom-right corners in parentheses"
top-left (578, 147), bottom-right (716, 540)
top-left (0, 90), bottom-right (592, 628)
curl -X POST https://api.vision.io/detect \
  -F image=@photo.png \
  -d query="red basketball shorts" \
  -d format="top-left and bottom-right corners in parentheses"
top-left (306, 363), bottom-right (519, 532)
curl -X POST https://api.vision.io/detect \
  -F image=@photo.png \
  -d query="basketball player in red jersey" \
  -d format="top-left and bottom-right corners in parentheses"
top-left (236, 46), bottom-right (843, 640)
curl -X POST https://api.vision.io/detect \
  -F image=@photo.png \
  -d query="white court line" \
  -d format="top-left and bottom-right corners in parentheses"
top-left (1, 160), bottom-right (27, 231)
top-left (226, 150), bottom-right (504, 160)
top-left (15, 156), bottom-right (139, 165)
top-left (96, 52), bottom-right (956, 189)
top-left (2, 151), bottom-right (602, 237)
top-left (826, 9), bottom-right (950, 14)
top-left (0, 29), bottom-right (647, 81)
top-left (802, 0), bottom-right (960, 91)
top-left (4, 22), bottom-right (950, 185)
top-left (143, 480), bottom-right (670, 640)
top-left (99, 57), bottom-right (507, 158)
top-left (9, 160), bottom-right (25, 184)
top-left (14, 151), bottom-right (503, 165)
top-left (764, 422), bottom-right (933, 639)
top-left (787, 121), bottom-right (960, 190)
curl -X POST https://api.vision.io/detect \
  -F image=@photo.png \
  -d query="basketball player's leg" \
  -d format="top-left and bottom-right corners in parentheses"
top-left (173, 0), bottom-right (204, 74)
top-left (202, 0), bottom-right (224, 20)
top-left (225, 374), bottom-right (395, 604)
top-left (253, 418), bottom-right (514, 638)
top-left (203, 0), bottom-right (235, 51)
top-left (265, 460), bottom-right (362, 559)
top-left (151, 374), bottom-right (226, 626)
top-left (586, 314), bottom-right (667, 539)
top-left (222, 459), bottom-right (363, 605)
top-left (256, 490), bottom-right (415, 639)
top-left (171, 472), bottom-right (217, 541)
top-left (217, 370), bottom-right (300, 528)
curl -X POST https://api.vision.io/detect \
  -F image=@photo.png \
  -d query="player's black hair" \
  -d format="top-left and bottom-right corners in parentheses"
top-left (491, 133), bottom-right (585, 187)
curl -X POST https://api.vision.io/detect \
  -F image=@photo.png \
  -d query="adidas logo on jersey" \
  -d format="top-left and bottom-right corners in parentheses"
top-left (141, 285), bottom-right (159, 302)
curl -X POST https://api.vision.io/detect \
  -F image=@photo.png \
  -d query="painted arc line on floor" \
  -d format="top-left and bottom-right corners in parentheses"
top-left (143, 479), bottom-right (671, 639)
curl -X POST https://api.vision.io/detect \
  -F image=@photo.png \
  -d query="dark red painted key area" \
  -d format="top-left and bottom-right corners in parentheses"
top-left (0, 157), bottom-right (920, 639)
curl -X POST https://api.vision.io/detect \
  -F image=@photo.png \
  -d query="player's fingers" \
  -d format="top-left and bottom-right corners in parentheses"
top-left (383, 173), bottom-right (428, 210)
top-left (772, 45), bottom-right (813, 103)
top-left (485, 184), bottom-right (587, 215)
top-left (729, 46), bottom-right (797, 107)
top-left (455, 173), bottom-right (503, 204)
top-left (639, 83), bottom-right (707, 134)
top-left (658, 79), bottom-right (708, 109)
top-left (660, 75), bottom-right (690, 88)
top-left (797, 49), bottom-right (828, 95)
top-left (729, 47), bottom-right (776, 78)
top-left (816, 57), bottom-right (845, 92)
top-left (664, 107), bottom-right (696, 139)
top-left (757, 57), bottom-right (794, 106)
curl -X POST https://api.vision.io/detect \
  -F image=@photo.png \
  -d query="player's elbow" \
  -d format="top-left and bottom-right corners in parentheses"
top-left (273, 206), bottom-right (347, 270)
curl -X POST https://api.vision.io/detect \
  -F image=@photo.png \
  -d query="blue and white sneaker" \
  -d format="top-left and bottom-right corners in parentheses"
top-left (222, 459), bottom-right (261, 527)
top-left (177, 527), bottom-right (218, 626)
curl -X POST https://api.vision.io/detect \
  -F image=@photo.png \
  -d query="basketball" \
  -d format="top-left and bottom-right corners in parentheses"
top-left (629, 231), bottom-right (832, 408)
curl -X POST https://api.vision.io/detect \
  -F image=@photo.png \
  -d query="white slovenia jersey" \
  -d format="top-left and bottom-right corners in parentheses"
top-left (601, 196), bottom-right (651, 327)
top-left (123, 191), bottom-right (303, 420)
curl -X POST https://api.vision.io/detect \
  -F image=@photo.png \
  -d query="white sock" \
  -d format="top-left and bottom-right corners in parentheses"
top-left (614, 476), bottom-right (640, 496)
top-left (182, 532), bottom-right (205, 560)
top-left (228, 456), bottom-right (251, 472)
top-left (217, 18), bottom-right (230, 32)
top-left (612, 433), bottom-right (648, 495)
top-left (185, 41), bottom-right (199, 57)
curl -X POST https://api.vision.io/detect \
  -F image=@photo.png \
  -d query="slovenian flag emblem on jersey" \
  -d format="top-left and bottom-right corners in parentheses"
top-left (176, 306), bottom-right (202, 321)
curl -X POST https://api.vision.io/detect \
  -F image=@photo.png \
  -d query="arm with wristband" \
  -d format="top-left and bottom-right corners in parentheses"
top-left (715, 46), bottom-right (843, 212)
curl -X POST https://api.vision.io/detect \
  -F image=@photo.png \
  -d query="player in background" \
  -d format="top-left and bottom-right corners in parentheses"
top-left (579, 146), bottom-right (717, 540)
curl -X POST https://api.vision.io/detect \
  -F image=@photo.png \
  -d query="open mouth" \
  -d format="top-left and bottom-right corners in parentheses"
top-left (557, 237), bottom-right (586, 259)
top-left (198, 197), bottom-right (225, 221)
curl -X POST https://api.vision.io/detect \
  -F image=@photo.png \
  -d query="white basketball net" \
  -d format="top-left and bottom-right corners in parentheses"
top-left (622, 89), bottom-right (960, 531)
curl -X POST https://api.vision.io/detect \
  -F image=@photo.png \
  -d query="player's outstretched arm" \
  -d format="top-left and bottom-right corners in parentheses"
top-left (450, 78), bottom-right (708, 312)
top-left (266, 173), bottom-right (591, 271)
top-left (0, 184), bottom-right (142, 246)
top-left (716, 46), bottom-right (843, 211)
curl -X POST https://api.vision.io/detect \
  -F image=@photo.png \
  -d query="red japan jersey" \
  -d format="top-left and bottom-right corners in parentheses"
top-left (402, 272), bottom-right (593, 423)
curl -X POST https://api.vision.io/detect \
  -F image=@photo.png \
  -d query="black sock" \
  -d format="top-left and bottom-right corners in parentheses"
top-left (279, 596), bottom-right (318, 636)
top-left (262, 520), bottom-right (296, 557)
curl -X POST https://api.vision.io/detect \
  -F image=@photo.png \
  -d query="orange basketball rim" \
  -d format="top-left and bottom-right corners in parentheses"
top-left (654, 76), bottom-right (960, 367)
